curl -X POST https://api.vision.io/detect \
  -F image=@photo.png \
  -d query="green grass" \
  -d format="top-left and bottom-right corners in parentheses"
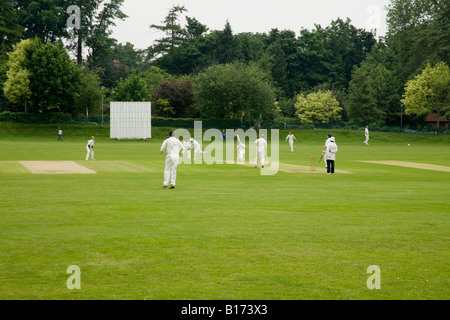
top-left (0, 122), bottom-right (449, 300)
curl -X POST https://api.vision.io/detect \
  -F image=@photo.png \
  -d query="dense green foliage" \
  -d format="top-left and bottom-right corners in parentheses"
top-left (402, 62), bottom-right (450, 128)
top-left (193, 62), bottom-right (276, 121)
top-left (0, 1), bottom-right (449, 127)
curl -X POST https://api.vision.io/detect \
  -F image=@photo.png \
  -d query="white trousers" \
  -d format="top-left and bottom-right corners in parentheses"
top-left (164, 153), bottom-right (179, 186)
top-left (182, 148), bottom-right (191, 159)
top-left (86, 147), bottom-right (94, 160)
top-left (364, 136), bottom-right (369, 145)
top-left (289, 142), bottom-right (294, 152)
top-left (238, 150), bottom-right (245, 162)
top-left (193, 148), bottom-right (206, 160)
top-left (255, 151), bottom-right (265, 167)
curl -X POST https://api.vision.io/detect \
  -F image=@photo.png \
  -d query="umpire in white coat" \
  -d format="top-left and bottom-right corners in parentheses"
top-left (325, 137), bottom-right (338, 175)
top-left (160, 130), bottom-right (184, 189)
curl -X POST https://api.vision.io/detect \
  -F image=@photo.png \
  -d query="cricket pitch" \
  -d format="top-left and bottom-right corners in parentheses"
top-left (358, 161), bottom-right (450, 172)
top-left (19, 161), bottom-right (96, 174)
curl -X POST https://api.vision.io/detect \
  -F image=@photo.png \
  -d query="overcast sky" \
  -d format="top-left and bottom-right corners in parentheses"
top-left (110, 0), bottom-right (390, 50)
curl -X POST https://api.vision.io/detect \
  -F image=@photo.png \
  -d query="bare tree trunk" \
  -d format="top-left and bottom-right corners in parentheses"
top-left (77, 34), bottom-right (82, 65)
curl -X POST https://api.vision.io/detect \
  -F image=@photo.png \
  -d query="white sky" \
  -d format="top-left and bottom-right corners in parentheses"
top-left (111, 0), bottom-right (390, 50)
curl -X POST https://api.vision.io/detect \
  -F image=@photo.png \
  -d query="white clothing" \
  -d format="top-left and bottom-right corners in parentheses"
top-left (182, 140), bottom-right (191, 159)
top-left (325, 142), bottom-right (338, 161)
top-left (161, 137), bottom-right (184, 187)
top-left (255, 138), bottom-right (267, 153)
top-left (364, 128), bottom-right (369, 145)
top-left (237, 143), bottom-right (246, 162)
top-left (254, 138), bottom-right (267, 167)
top-left (161, 137), bottom-right (184, 155)
top-left (190, 139), bottom-right (206, 160)
top-left (286, 134), bottom-right (296, 152)
top-left (323, 137), bottom-right (332, 167)
top-left (86, 139), bottom-right (95, 160)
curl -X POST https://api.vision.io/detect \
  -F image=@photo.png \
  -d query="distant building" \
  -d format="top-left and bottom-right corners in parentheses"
top-left (425, 113), bottom-right (449, 128)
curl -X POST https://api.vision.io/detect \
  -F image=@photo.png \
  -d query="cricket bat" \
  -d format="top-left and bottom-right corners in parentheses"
top-left (237, 135), bottom-right (241, 144)
top-left (318, 153), bottom-right (324, 163)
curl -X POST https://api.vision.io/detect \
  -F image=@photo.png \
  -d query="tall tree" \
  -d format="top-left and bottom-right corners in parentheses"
top-left (215, 21), bottom-right (238, 64)
top-left (151, 76), bottom-right (195, 118)
top-left (347, 43), bottom-right (402, 125)
top-left (193, 62), bottom-right (276, 121)
top-left (150, 5), bottom-right (187, 56)
top-left (5, 38), bottom-right (81, 113)
top-left (294, 90), bottom-right (342, 123)
top-left (0, 0), bottom-right (23, 55)
top-left (75, 68), bottom-right (102, 116)
top-left (402, 61), bottom-right (450, 128)
top-left (13, 0), bottom-right (67, 44)
top-left (65, 0), bottom-right (127, 65)
top-left (387, 0), bottom-right (450, 81)
top-left (26, 38), bottom-right (81, 113)
top-left (112, 70), bottom-right (149, 102)
top-left (322, 18), bottom-right (376, 89)
top-left (3, 39), bottom-right (32, 111)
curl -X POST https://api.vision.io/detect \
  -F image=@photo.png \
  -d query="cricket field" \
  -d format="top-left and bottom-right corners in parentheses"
top-left (0, 122), bottom-right (449, 300)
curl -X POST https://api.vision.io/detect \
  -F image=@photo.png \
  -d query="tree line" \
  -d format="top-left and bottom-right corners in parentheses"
top-left (0, 0), bottom-right (449, 127)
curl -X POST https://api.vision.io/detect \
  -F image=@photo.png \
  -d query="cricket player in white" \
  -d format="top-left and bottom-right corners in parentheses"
top-left (237, 135), bottom-right (246, 162)
top-left (182, 138), bottom-right (191, 159)
top-left (85, 136), bottom-right (95, 160)
top-left (190, 138), bottom-right (207, 160)
top-left (254, 134), bottom-right (267, 168)
top-left (285, 131), bottom-right (297, 152)
top-left (160, 130), bottom-right (184, 189)
top-left (364, 126), bottom-right (369, 145)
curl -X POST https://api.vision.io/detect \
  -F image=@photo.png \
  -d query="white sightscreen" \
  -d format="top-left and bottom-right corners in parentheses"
top-left (110, 102), bottom-right (151, 140)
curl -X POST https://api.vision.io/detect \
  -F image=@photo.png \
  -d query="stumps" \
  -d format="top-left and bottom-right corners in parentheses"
top-left (310, 156), bottom-right (316, 172)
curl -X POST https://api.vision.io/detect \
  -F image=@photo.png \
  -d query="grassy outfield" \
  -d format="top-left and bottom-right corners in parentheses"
top-left (0, 122), bottom-right (449, 300)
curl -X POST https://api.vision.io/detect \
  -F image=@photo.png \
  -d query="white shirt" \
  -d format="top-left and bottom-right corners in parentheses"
top-left (191, 139), bottom-right (201, 151)
top-left (87, 139), bottom-right (94, 148)
top-left (161, 137), bottom-right (184, 155)
top-left (238, 143), bottom-right (246, 152)
top-left (365, 128), bottom-right (369, 137)
top-left (255, 138), bottom-right (267, 153)
top-left (286, 134), bottom-right (296, 143)
top-left (326, 142), bottom-right (338, 160)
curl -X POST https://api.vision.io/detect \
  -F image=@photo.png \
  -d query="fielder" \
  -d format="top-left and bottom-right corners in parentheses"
top-left (160, 130), bottom-right (184, 189)
top-left (190, 138), bottom-right (207, 160)
top-left (254, 134), bottom-right (267, 168)
top-left (58, 127), bottom-right (63, 141)
top-left (237, 135), bottom-right (246, 162)
top-left (182, 138), bottom-right (191, 160)
top-left (285, 131), bottom-right (297, 152)
top-left (364, 126), bottom-right (369, 145)
top-left (85, 136), bottom-right (95, 160)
